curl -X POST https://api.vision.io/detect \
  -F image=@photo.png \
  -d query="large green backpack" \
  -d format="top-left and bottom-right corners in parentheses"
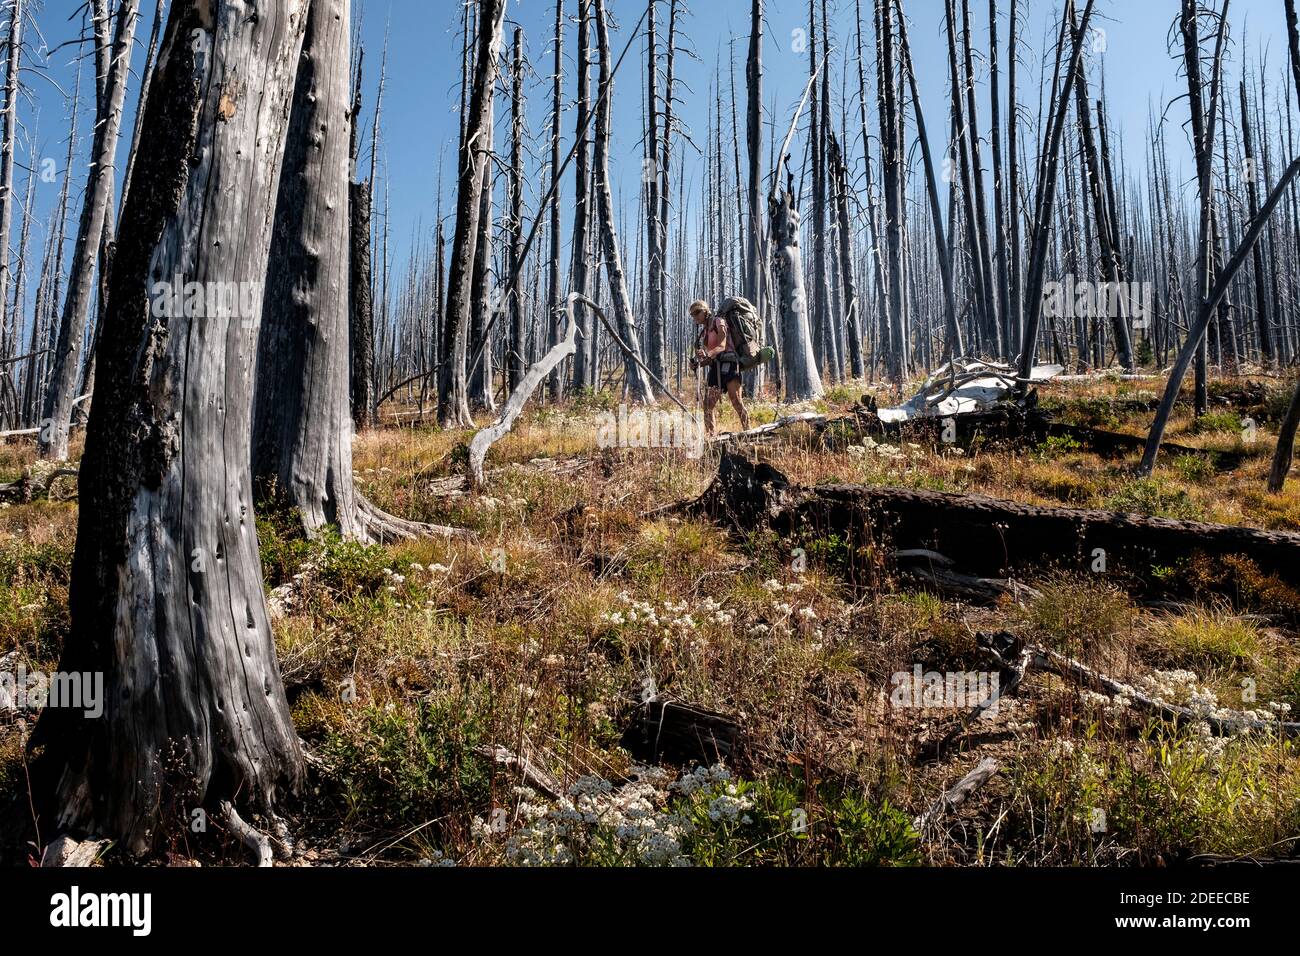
top-left (715, 297), bottom-right (774, 370)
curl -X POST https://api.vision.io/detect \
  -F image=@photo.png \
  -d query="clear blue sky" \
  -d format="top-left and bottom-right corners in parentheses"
top-left (16, 0), bottom-right (1294, 332)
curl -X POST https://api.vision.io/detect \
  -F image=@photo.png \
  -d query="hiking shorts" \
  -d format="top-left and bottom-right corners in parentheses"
top-left (706, 359), bottom-right (742, 391)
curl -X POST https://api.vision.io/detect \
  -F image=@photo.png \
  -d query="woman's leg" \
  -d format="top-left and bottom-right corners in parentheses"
top-left (726, 378), bottom-right (750, 431)
top-left (703, 387), bottom-right (720, 435)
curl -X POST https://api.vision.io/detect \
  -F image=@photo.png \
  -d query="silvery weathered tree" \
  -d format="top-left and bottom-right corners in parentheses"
top-left (592, 0), bottom-right (654, 403)
top-left (30, 0), bottom-right (309, 855)
top-left (39, 0), bottom-right (140, 460)
top-left (439, 0), bottom-right (505, 427)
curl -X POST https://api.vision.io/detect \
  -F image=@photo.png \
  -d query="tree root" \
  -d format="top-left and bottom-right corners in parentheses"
top-left (355, 492), bottom-right (473, 543)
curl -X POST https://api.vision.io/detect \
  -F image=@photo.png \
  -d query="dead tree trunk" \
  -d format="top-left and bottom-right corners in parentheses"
top-left (29, 0), bottom-right (309, 856)
top-left (592, 0), bottom-right (654, 403)
top-left (1143, 2), bottom-right (1298, 475)
top-left (508, 27), bottom-right (527, 393)
top-left (1017, 0), bottom-right (1097, 391)
top-left (439, 0), bottom-right (505, 427)
top-left (253, 0), bottom-right (378, 543)
top-left (896, 0), bottom-right (962, 358)
top-left (0, 0), bottom-right (20, 361)
top-left (644, 0), bottom-right (665, 384)
top-left (745, 0), bottom-right (764, 331)
top-left (544, 0), bottom-right (563, 399)
top-left (829, 134), bottom-right (864, 377)
top-left (877, 0), bottom-right (908, 380)
top-left (770, 186), bottom-right (824, 400)
top-left (39, 0), bottom-right (140, 460)
top-left (570, 0), bottom-right (594, 393)
top-left (349, 181), bottom-right (377, 427)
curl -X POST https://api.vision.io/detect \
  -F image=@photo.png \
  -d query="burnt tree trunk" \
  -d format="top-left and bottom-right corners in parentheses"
top-left (0, 0), bottom-right (21, 361)
top-left (438, 0), bottom-right (505, 427)
top-left (770, 186), bottom-right (823, 400)
top-left (349, 180), bottom-right (376, 427)
top-left (695, 454), bottom-right (1300, 590)
top-left (592, 0), bottom-right (654, 403)
top-left (29, 0), bottom-right (309, 855)
top-left (39, 0), bottom-right (140, 460)
top-left (254, 0), bottom-right (380, 541)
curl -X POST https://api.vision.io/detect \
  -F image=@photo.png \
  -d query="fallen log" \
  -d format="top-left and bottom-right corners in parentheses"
top-left (709, 412), bottom-right (828, 444)
top-left (620, 699), bottom-right (741, 766)
top-left (977, 630), bottom-right (1300, 737)
top-left (690, 453), bottom-right (1300, 591)
top-left (0, 465), bottom-right (79, 503)
top-left (894, 549), bottom-right (1042, 606)
top-left (40, 835), bottom-right (107, 868)
top-left (821, 404), bottom-right (1244, 470)
top-left (1028, 643), bottom-right (1300, 738)
top-left (1047, 421), bottom-right (1246, 470)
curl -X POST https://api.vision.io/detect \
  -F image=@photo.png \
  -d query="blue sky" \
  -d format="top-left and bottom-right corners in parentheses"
top-left (15, 0), bottom-right (1295, 327)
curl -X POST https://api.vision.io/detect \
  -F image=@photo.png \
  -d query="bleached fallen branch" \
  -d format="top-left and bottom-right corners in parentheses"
top-left (913, 757), bottom-right (1001, 840)
top-left (220, 800), bottom-right (273, 867)
top-left (468, 293), bottom-right (583, 490)
top-left (1026, 644), bottom-right (1300, 737)
top-left (40, 835), bottom-right (108, 868)
top-left (474, 744), bottom-right (565, 801)
top-left (709, 412), bottom-right (827, 443)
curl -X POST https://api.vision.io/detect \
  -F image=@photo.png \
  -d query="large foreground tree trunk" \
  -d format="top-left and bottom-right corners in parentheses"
top-left (29, 0), bottom-right (309, 856)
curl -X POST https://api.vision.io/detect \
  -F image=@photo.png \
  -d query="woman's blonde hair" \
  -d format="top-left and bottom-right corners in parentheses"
top-left (689, 299), bottom-right (711, 317)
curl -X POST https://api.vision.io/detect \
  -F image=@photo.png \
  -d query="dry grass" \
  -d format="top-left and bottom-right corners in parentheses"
top-left (1, 374), bottom-right (1298, 865)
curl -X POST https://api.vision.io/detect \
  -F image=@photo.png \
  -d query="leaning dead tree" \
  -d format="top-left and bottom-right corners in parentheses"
top-left (1141, 0), bottom-right (1300, 476)
top-left (1267, 0), bottom-right (1300, 492)
top-left (29, 0), bottom-right (308, 856)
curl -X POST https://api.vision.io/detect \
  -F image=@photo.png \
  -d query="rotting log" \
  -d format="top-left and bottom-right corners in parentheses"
top-left (726, 402), bottom-right (1245, 471)
top-left (620, 699), bottom-right (742, 766)
top-left (690, 453), bottom-right (1300, 590)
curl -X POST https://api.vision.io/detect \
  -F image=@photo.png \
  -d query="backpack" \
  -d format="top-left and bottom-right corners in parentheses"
top-left (709, 296), bottom-right (775, 371)
top-left (716, 296), bottom-right (761, 361)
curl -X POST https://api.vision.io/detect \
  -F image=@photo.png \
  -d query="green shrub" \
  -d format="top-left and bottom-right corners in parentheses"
top-left (1106, 479), bottom-right (1202, 520)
